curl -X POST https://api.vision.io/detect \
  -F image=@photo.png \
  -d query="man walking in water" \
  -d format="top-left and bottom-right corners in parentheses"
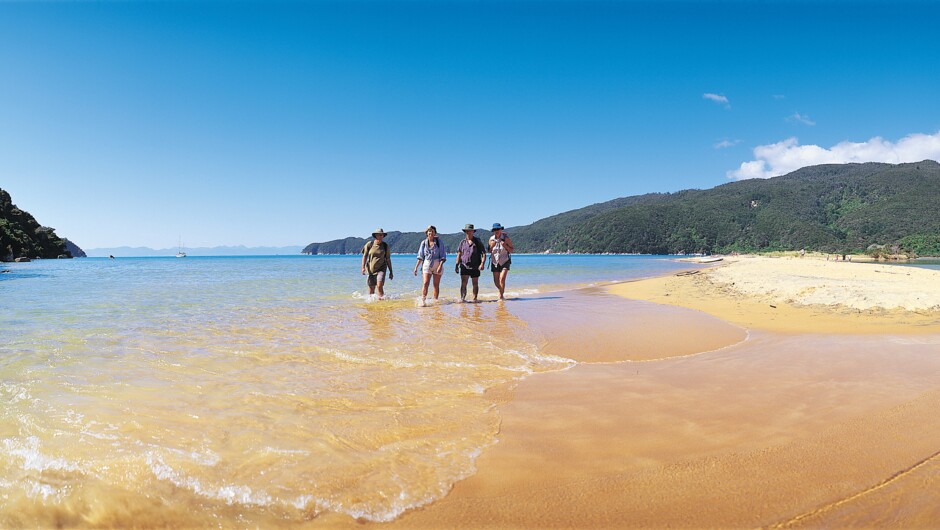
top-left (361, 228), bottom-right (393, 299)
top-left (455, 224), bottom-right (487, 302)
top-left (488, 223), bottom-right (513, 300)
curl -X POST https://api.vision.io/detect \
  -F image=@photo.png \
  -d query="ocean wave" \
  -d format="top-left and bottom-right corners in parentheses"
top-left (318, 346), bottom-right (535, 374)
top-left (147, 453), bottom-right (273, 507)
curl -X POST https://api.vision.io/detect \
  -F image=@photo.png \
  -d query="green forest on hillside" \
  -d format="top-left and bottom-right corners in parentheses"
top-left (1, 188), bottom-right (71, 261)
top-left (304, 161), bottom-right (940, 256)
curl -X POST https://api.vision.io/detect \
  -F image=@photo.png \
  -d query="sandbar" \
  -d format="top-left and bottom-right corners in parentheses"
top-left (610, 255), bottom-right (940, 334)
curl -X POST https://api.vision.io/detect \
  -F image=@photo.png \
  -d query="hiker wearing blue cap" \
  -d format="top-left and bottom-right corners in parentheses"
top-left (488, 223), bottom-right (514, 300)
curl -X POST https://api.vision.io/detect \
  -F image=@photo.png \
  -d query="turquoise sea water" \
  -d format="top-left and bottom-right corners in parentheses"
top-left (1, 255), bottom-right (694, 526)
top-left (890, 258), bottom-right (940, 271)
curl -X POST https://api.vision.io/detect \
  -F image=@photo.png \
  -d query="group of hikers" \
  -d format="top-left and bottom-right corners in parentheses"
top-left (360, 223), bottom-right (514, 305)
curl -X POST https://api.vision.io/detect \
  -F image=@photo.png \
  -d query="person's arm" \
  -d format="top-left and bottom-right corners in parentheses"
top-left (387, 250), bottom-right (394, 280)
top-left (414, 241), bottom-right (424, 276)
top-left (437, 239), bottom-right (446, 274)
top-left (477, 238), bottom-right (486, 270)
top-left (361, 244), bottom-right (368, 275)
top-left (503, 234), bottom-right (514, 253)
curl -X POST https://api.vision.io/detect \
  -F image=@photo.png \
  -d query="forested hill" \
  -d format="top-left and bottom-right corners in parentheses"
top-left (303, 160), bottom-right (940, 256)
top-left (1, 188), bottom-right (72, 261)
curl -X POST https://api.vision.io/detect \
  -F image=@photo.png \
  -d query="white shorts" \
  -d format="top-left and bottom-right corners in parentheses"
top-left (422, 259), bottom-right (443, 275)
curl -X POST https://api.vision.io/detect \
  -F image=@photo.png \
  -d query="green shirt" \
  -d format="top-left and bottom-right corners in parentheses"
top-left (364, 240), bottom-right (389, 274)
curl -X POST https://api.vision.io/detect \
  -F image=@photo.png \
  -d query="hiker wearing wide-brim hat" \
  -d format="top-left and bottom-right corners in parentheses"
top-left (413, 225), bottom-right (446, 306)
top-left (455, 224), bottom-right (487, 302)
top-left (361, 228), bottom-right (393, 299)
top-left (488, 223), bottom-right (514, 300)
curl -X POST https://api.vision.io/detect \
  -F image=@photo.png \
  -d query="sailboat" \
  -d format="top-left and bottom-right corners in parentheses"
top-left (176, 237), bottom-right (186, 258)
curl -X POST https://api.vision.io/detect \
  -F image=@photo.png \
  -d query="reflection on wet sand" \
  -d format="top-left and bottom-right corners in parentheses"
top-left (390, 291), bottom-right (940, 529)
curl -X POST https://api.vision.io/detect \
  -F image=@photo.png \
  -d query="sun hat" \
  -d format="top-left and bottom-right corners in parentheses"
top-left (491, 223), bottom-right (504, 231)
top-left (463, 223), bottom-right (476, 232)
top-left (425, 225), bottom-right (437, 234)
top-left (372, 228), bottom-right (386, 237)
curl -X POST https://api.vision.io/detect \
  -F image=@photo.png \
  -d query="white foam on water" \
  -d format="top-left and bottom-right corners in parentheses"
top-left (351, 290), bottom-right (408, 302)
top-left (502, 347), bottom-right (577, 373)
top-left (25, 479), bottom-right (62, 500)
top-left (64, 409), bottom-right (85, 426)
top-left (319, 346), bottom-right (533, 373)
top-left (477, 288), bottom-right (541, 301)
top-left (262, 446), bottom-right (311, 456)
top-left (2, 436), bottom-right (85, 474)
top-left (79, 429), bottom-right (119, 441)
top-left (0, 382), bottom-right (32, 403)
top-left (290, 494), bottom-right (316, 511)
top-left (164, 446), bottom-right (221, 467)
top-left (146, 453), bottom-right (273, 507)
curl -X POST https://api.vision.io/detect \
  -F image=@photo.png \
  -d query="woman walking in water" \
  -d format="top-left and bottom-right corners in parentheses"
top-left (489, 223), bottom-right (513, 300)
top-left (413, 225), bottom-right (446, 306)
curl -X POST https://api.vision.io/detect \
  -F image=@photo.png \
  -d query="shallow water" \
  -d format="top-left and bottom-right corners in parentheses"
top-left (0, 255), bottom-right (693, 526)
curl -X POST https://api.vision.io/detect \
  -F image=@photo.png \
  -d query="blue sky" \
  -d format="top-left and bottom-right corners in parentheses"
top-left (2, 1), bottom-right (939, 250)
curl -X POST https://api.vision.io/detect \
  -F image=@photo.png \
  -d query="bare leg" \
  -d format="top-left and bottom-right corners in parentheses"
top-left (376, 281), bottom-right (385, 299)
top-left (496, 269), bottom-right (509, 299)
top-left (422, 273), bottom-right (432, 302)
top-left (471, 276), bottom-right (479, 301)
top-left (460, 275), bottom-right (469, 301)
top-left (432, 272), bottom-right (442, 299)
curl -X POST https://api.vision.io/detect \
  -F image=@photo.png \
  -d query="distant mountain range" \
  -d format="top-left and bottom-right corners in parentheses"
top-left (9, 160), bottom-right (940, 261)
top-left (85, 245), bottom-right (305, 257)
top-left (304, 160), bottom-right (940, 256)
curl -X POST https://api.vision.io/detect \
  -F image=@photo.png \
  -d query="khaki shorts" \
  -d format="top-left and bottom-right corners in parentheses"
top-left (367, 270), bottom-right (386, 287)
top-left (422, 259), bottom-right (443, 275)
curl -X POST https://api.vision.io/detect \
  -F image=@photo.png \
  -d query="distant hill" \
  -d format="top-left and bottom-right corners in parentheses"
top-left (63, 239), bottom-right (87, 258)
top-left (86, 245), bottom-right (305, 257)
top-left (303, 160), bottom-right (940, 256)
top-left (0, 188), bottom-right (72, 261)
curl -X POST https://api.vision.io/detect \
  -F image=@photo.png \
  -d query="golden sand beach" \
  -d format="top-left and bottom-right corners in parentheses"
top-left (379, 256), bottom-right (940, 528)
top-left (613, 255), bottom-right (940, 334)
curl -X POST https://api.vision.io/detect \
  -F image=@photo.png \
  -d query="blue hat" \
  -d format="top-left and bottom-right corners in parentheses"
top-left (491, 223), bottom-right (504, 230)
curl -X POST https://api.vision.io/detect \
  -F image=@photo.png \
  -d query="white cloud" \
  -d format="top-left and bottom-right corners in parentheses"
top-left (713, 139), bottom-right (741, 149)
top-left (786, 112), bottom-right (816, 126)
top-left (703, 93), bottom-right (730, 108)
top-left (727, 131), bottom-right (940, 180)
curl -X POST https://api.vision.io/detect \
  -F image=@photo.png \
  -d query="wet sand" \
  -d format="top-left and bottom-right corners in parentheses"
top-left (380, 261), bottom-right (940, 528)
top-left (391, 333), bottom-right (940, 528)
